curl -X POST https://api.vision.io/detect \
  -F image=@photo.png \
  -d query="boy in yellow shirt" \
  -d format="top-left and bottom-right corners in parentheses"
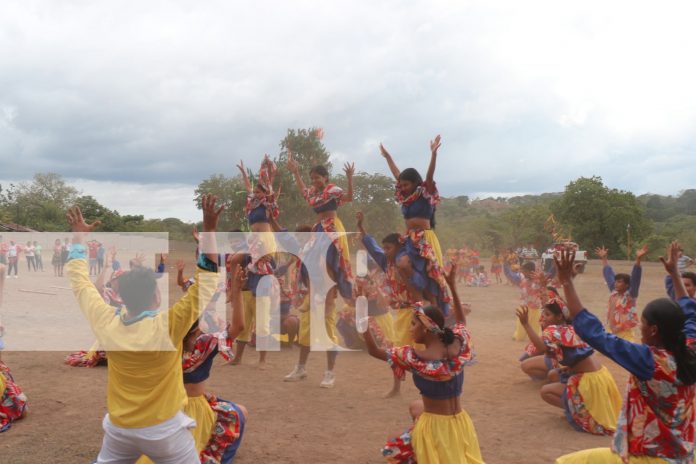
top-left (65, 194), bottom-right (223, 463)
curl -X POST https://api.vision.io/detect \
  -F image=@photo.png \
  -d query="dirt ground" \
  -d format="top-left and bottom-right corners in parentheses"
top-left (1, 249), bottom-right (670, 463)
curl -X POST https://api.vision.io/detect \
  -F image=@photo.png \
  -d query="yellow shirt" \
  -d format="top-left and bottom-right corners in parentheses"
top-left (66, 259), bottom-right (218, 428)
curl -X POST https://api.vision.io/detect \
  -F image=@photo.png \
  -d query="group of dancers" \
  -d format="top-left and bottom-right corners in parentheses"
top-left (1, 134), bottom-right (696, 463)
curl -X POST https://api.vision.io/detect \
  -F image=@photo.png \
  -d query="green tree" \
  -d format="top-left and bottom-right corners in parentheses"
top-left (551, 176), bottom-right (651, 258)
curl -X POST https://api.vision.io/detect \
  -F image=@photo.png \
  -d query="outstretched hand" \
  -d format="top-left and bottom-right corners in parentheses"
top-left (379, 143), bottom-right (390, 159)
top-left (343, 162), bottom-right (355, 178)
top-left (636, 244), bottom-right (649, 261)
top-left (553, 249), bottom-right (576, 285)
top-left (176, 259), bottom-right (186, 272)
top-left (659, 240), bottom-right (680, 276)
top-left (66, 206), bottom-right (101, 233)
top-left (516, 305), bottom-right (530, 325)
top-left (201, 193), bottom-right (224, 232)
top-left (236, 161), bottom-right (246, 176)
top-left (192, 225), bottom-right (200, 244)
top-left (287, 150), bottom-right (299, 174)
top-left (356, 211), bottom-right (365, 230)
top-left (594, 246), bottom-right (608, 260)
top-left (430, 134), bottom-right (442, 155)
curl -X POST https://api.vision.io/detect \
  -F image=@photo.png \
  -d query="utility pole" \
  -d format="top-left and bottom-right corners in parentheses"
top-left (627, 223), bottom-right (632, 260)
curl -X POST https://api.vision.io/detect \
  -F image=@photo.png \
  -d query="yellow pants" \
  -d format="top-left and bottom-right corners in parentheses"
top-left (555, 447), bottom-right (670, 464)
top-left (236, 291), bottom-right (257, 343)
top-left (412, 410), bottom-right (485, 464)
top-left (392, 307), bottom-right (415, 347)
top-left (298, 298), bottom-right (338, 348)
top-left (513, 306), bottom-right (541, 341)
top-left (136, 396), bottom-right (215, 464)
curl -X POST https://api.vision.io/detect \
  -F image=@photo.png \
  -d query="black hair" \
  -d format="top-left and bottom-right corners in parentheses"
top-left (423, 305), bottom-right (455, 345)
top-left (295, 225), bottom-right (313, 233)
top-left (118, 267), bottom-right (158, 316)
top-left (398, 168), bottom-right (437, 228)
top-left (682, 272), bottom-right (696, 287)
top-left (642, 298), bottom-right (696, 385)
top-left (382, 233), bottom-right (402, 247)
top-left (309, 165), bottom-right (329, 178)
top-left (522, 262), bottom-right (536, 273)
top-left (398, 167), bottom-right (423, 185)
top-left (615, 273), bottom-right (631, 286)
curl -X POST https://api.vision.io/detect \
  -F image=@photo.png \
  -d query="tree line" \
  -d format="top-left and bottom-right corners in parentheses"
top-left (1, 129), bottom-right (694, 260)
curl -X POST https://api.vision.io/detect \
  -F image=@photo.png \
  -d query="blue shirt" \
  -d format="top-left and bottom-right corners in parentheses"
top-left (603, 264), bottom-right (642, 299)
top-left (572, 297), bottom-right (696, 381)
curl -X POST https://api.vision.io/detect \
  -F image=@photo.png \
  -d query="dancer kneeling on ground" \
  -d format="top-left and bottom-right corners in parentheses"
top-left (517, 298), bottom-right (622, 436)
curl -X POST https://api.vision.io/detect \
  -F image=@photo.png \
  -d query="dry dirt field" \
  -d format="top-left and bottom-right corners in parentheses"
top-left (1, 247), bottom-right (670, 463)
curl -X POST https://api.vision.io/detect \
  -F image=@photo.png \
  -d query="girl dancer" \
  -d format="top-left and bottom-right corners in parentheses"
top-left (517, 301), bottom-right (622, 435)
top-left (366, 266), bottom-right (484, 463)
top-left (378, 136), bottom-right (451, 315)
top-left (555, 242), bottom-right (696, 463)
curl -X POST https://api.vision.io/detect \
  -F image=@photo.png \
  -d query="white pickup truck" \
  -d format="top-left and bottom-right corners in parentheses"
top-left (541, 242), bottom-right (588, 274)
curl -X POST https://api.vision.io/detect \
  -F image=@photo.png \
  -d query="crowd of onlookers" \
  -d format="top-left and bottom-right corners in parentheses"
top-left (0, 235), bottom-right (106, 278)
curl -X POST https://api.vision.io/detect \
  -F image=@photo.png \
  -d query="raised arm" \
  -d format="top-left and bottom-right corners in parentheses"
top-left (630, 245), bottom-right (648, 299)
top-left (176, 259), bottom-right (187, 291)
top-left (364, 321), bottom-right (388, 361)
top-left (341, 162), bottom-right (355, 203)
top-left (555, 250), bottom-right (654, 380)
top-left (356, 212), bottom-right (387, 271)
top-left (379, 143), bottom-right (401, 181)
top-left (596, 246), bottom-right (615, 291)
top-left (168, 194), bottom-right (223, 342)
top-left (287, 150), bottom-right (308, 194)
top-left (65, 207), bottom-right (114, 330)
top-left (425, 134), bottom-right (441, 189)
top-left (226, 263), bottom-right (246, 341)
top-left (516, 306), bottom-right (546, 354)
top-left (661, 241), bottom-right (688, 301)
top-left (236, 161), bottom-right (252, 193)
top-left (445, 263), bottom-right (466, 324)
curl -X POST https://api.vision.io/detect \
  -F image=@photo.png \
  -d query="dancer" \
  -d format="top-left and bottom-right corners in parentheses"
top-left (231, 156), bottom-right (279, 368)
top-left (517, 302), bottom-right (622, 435)
top-left (378, 135), bottom-right (451, 314)
top-left (555, 242), bottom-right (696, 463)
top-left (287, 148), bottom-right (355, 303)
top-left (596, 245), bottom-right (647, 342)
top-left (65, 195), bottom-right (222, 463)
top-left (505, 259), bottom-right (543, 341)
top-left (490, 253), bottom-right (503, 285)
top-left (0, 263), bottom-right (28, 432)
top-left (366, 265), bottom-right (484, 464)
top-left (665, 271), bottom-right (696, 300)
top-left (138, 264), bottom-right (248, 464)
top-left (269, 217), bottom-right (342, 388)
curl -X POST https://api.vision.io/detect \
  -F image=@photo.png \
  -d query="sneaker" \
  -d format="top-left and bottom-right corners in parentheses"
top-left (284, 365), bottom-right (307, 382)
top-left (319, 370), bottom-right (335, 389)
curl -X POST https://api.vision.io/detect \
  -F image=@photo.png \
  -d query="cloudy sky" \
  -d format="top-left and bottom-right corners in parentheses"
top-left (1, 0), bottom-right (695, 221)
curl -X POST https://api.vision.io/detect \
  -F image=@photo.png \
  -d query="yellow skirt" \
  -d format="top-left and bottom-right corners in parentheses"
top-left (423, 229), bottom-right (444, 268)
top-left (567, 366), bottom-right (622, 434)
top-left (555, 447), bottom-right (669, 464)
top-left (332, 217), bottom-right (351, 266)
top-left (513, 306), bottom-right (541, 341)
top-left (136, 395), bottom-right (215, 464)
top-left (298, 295), bottom-right (339, 348)
top-left (371, 312), bottom-right (396, 347)
top-left (412, 410), bottom-right (485, 464)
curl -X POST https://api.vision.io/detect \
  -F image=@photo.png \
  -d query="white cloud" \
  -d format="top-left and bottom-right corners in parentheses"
top-left (1, 0), bottom-right (696, 219)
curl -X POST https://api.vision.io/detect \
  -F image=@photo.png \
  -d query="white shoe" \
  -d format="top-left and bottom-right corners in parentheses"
top-left (284, 365), bottom-right (307, 382)
top-left (319, 370), bottom-right (335, 388)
